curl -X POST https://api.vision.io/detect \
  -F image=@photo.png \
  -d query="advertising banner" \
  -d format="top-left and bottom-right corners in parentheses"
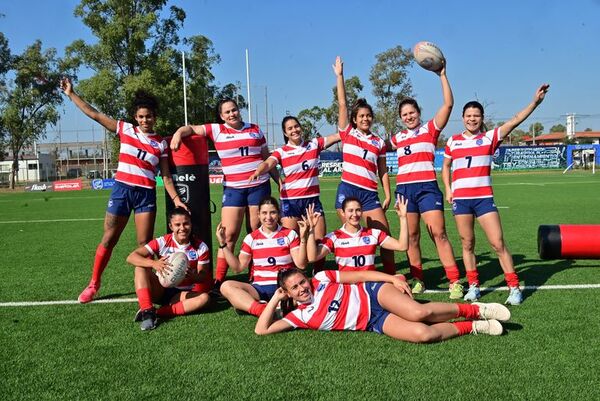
top-left (493, 146), bottom-right (567, 170)
top-left (53, 179), bottom-right (83, 191)
top-left (91, 178), bottom-right (116, 190)
top-left (25, 182), bottom-right (53, 192)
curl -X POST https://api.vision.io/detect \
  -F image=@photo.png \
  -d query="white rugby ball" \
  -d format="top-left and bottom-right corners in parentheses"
top-left (413, 41), bottom-right (445, 72)
top-left (157, 251), bottom-right (189, 288)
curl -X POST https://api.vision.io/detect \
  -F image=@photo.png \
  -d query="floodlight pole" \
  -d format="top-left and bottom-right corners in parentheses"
top-left (182, 51), bottom-right (188, 126)
top-left (246, 49), bottom-right (252, 123)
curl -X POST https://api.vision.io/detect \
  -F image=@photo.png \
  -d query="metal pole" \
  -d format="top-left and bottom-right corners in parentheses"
top-left (182, 51), bottom-right (188, 126)
top-left (265, 86), bottom-right (269, 148)
top-left (245, 49), bottom-right (252, 123)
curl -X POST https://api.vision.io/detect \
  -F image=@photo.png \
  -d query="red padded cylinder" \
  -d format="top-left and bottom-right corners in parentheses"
top-left (560, 225), bottom-right (600, 259)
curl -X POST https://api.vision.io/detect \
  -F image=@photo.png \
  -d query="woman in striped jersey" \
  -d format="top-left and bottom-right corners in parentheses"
top-left (390, 62), bottom-right (462, 298)
top-left (250, 116), bottom-right (340, 271)
top-left (216, 196), bottom-right (308, 317)
top-left (332, 56), bottom-right (396, 275)
top-left (60, 78), bottom-right (186, 304)
top-left (254, 267), bottom-right (511, 342)
top-left (171, 99), bottom-right (279, 289)
top-left (442, 84), bottom-right (549, 305)
top-left (305, 196), bottom-right (408, 272)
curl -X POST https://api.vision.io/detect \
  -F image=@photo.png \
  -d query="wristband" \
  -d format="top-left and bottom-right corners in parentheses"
top-left (219, 243), bottom-right (227, 249)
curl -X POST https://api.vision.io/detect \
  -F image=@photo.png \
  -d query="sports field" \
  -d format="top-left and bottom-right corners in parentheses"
top-left (1, 171), bottom-right (600, 401)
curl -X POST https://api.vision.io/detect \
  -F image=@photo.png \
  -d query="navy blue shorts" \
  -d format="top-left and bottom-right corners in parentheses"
top-left (222, 181), bottom-right (271, 207)
top-left (106, 181), bottom-right (156, 216)
top-left (335, 181), bottom-right (381, 212)
top-left (395, 181), bottom-right (444, 214)
top-left (252, 283), bottom-right (278, 301)
top-left (281, 196), bottom-right (324, 218)
top-left (452, 198), bottom-right (498, 217)
top-left (365, 281), bottom-right (390, 335)
top-left (158, 287), bottom-right (183, 305)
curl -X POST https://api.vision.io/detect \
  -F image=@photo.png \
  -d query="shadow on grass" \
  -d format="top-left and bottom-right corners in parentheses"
top-left (502, 322), bottom-right (524, 334)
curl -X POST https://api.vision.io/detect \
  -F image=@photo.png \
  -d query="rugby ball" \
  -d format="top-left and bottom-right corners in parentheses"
top-left (413, 41), bottom-right (445, 72)
top-left (157, 251), bottom-right (189, 288)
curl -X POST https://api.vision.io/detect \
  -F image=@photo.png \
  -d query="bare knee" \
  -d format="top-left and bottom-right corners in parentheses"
top-left (406, 305), bottom-right (433, 322)
top-left (410, 326), bottom-right (441, 344)
top-left (220, 280), bottom-right (237, 298)
top-left (431, 228), bottom-right (449, 244)
top-left (460, 236), bottom-right (475, 253)
top-left (489, 239), bottom-right (506, 254)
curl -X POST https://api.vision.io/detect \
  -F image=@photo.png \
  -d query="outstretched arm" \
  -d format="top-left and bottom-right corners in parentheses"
top-left (170, 124), bottom-right (207, 151)
top-left (498, 84), bottom-right (550, 139)
top-left (380, 195), bottom-right (408, 252)
top-left (250, 157), bottom-right (278, 182)
top-left (333, 56), bottom-right (349, 129)
top-left (432, 64), bottom-right (454, 130)
top-left (60, 78), bottom-right (118, 132)
top-left (323, 133), bottom-right (341, 148)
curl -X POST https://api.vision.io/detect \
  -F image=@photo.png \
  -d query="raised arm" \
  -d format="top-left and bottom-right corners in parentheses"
top-left (254, 288), bottom-right (295, 335)
top-left (432, 65), bottom-right (454, 130)
top-left (333, 56), bottom-right (349, 129)
top-left (60, 77), bottom-right (117, 132)
top-left (323, 132), bottom-right (341, 148)
top-left (170, 124), bottom-right (207, 151)
top-left (216, 223), bottom-right (251, 273)
top-left (380, 195), bottom-right (408, 252)
top-left (498, 84), bottom-right (549, 140)
top-left (303, 205), bottom-right (330, 262)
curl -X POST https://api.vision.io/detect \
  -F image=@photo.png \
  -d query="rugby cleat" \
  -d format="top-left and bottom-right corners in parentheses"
top-left (471, 319), bottom-right (503, 336)
top-left (474, 302), bottom-right (511, 322)
top-left (78, 284), bottom-right (99, 304)
top-left (463, 284), bottom-right (481, 302)
top-left (137, 308), bottom-right (157, 331)
top-left (448, 282), bottom-right (464, 300)
top-left (505, 287), bottom-right (523, 305)
top-left (411, 279), bottom-right (425, 294)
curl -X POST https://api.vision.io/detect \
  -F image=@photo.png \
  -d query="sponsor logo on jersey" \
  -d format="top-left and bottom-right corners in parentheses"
top-left (306, 143), bottom-right (312, 150)
top-left (249, 132), bottom-right (260, 139)
top-left (371, 139), bottom-right (379, 146)
top-left (149, 140), bottom-right (160, 148)
top-left (435, 201), bottom-right (442, 206)
top-left (362, 237), bottom-right (371, 244)
top-left (256, 241), bottom-right (264, 246)
top-left (188, 250), bottom-right (198, 260)
top-left (476, 138), bottom-right (484, 146)
top-left (277, 238), bottom-right (285, 246)
top-left (340, 241), bottom-right (350, 245)
top-left (226, 135), bottom-right (235, 139)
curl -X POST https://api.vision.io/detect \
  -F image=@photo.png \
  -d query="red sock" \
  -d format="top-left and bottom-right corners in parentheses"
top-left (466, 270), bottom-right (480, 286)
top-left (456, 303), bottom-right (480, 320)
top-left (410, 264), bottom-right (424, 281)
top-left (504, 272), bottom-right (520, 288)
top-left (453, 321), bottom-right (473, 336)
top-left (383, 261), bottom-right (396, 275)
top-left (215, 257), bottom-right (228, 282)
top-left (90, 244), bottom-right (112, 286)
top-left (248, 301), bottom-right (267, 317)
top-left (136, 288), bottom-right (153, 311)
top-left (157, 301), bottom-right (186, 317)
top-left (443, 265), bottom-right (460, 283)
top-left (313, 258), bottom-right (325, 274)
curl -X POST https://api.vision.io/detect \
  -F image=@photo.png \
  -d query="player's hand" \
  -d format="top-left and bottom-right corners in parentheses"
top-left (216, 222), bottom-right (227, 246)
top-left (435, 59), bottom-right (446, 77)
top-left (304, 203), bottom-right (322, 229)
top-left (174, 198), bottom-right (189, 212)
top-left (297, 216), bottom-right (310, 241)
top-left (153, 256), bottom-right (172, 275)
top-left (444, 189), bottom-right (453, 205)
top-left (332, 56), bottom-right (343, 76)
top-left (59, 77), bottom-right (73, 95)
top-left (382, 196), bottom-right (391, 211)
top-left (248, 171), bottom-right (260, 182)
top-left (392, 275), bottom-right (413, 298)
top-left (170, 132), bottom-right (182, 151)
top-left (273, 288), bottom-right (289, 302)
top-left (534, 84), bottom-right (550, 105)
top-left (394, 194), bottom-right (408, 218)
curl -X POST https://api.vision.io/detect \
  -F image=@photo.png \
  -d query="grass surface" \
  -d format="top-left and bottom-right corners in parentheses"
top-left (1, 170), bottom-right (600, 400)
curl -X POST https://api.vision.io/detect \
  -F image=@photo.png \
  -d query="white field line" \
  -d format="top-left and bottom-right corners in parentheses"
top-left (0, 218), bottom-right (104, 224)
top-left (2, 284), bottom-right (600, 307)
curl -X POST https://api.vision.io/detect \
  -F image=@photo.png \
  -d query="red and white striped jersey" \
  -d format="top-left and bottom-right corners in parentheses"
top-left (444, 128), bottom-right (502, 199)
top-left (114, 121), bottom-right (168, 189)
top-left (283, 270), bottom-right (371, 331)
top-left (240, 225), bottom-right (300, 286)
top-left (269, 137), bottom-right (325, 200)
top-left (339, 125), bottom-right (386, 191)
top-left (203, 123), bottom-right (269, 188)
top-left (321, 225), bottom-right (390, 271)
top-left (145, 233), bottom-right (210, 288)
top-left (391, 119), bottom-right (441, 184)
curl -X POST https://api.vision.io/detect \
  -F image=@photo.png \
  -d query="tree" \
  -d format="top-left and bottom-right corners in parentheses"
top-left (297, 106), bottom-right (326, 140)
top-left (550, 124), bottom-right (566, 133)
top-left (64, 0), bottom-right (240, 160)
top-left (529, 122), bottom-right (544, 136)
top-left (510, 129), bottom-right (528, 145)
top-left (584, 127), bottom-right (593, 132)
top-left (369, 45), bottom-right (414, 137)
top-left (0, 32), bottom-right (12, 160)
top-left (0, 40), bottom-right (65, 188)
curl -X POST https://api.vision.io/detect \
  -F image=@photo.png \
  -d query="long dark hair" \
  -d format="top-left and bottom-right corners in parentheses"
top-left (281, 116), bottom-right (301, 144)
top-left (350, 98), bottom-right (374, 129)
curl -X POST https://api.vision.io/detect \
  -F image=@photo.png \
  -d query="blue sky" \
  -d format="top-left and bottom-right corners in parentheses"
top-left (2, 0), bottom-right (600, 145)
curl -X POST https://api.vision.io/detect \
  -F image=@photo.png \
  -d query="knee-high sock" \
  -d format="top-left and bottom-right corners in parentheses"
top-left (90, 244), bottom-right (112, 286)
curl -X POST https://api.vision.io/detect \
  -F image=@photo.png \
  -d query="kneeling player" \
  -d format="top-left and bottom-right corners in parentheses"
top-left (126, 207), bottom-right (211, 331)
top-left (255, 268), bottom-right (511, 342)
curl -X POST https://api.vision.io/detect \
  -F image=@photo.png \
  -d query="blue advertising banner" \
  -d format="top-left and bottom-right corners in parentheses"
top-left (492, 146), bottom-right (567, 170)
top-left (91, 178), bottom-right (116, 190)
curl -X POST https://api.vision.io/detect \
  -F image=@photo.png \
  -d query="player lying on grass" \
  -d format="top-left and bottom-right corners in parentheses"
top-left (60, 78), bottom-right (186, 304)
top-left (126, 207), bottom-right (211, 331)
top-left (216, 196), bottom-right (308, 317)
top-left (255, 268), bottom-right (511, 342)
top-left (304, 196), bottom-right (408, 273)
top-left (442, 84), bottom-right (550, 305)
